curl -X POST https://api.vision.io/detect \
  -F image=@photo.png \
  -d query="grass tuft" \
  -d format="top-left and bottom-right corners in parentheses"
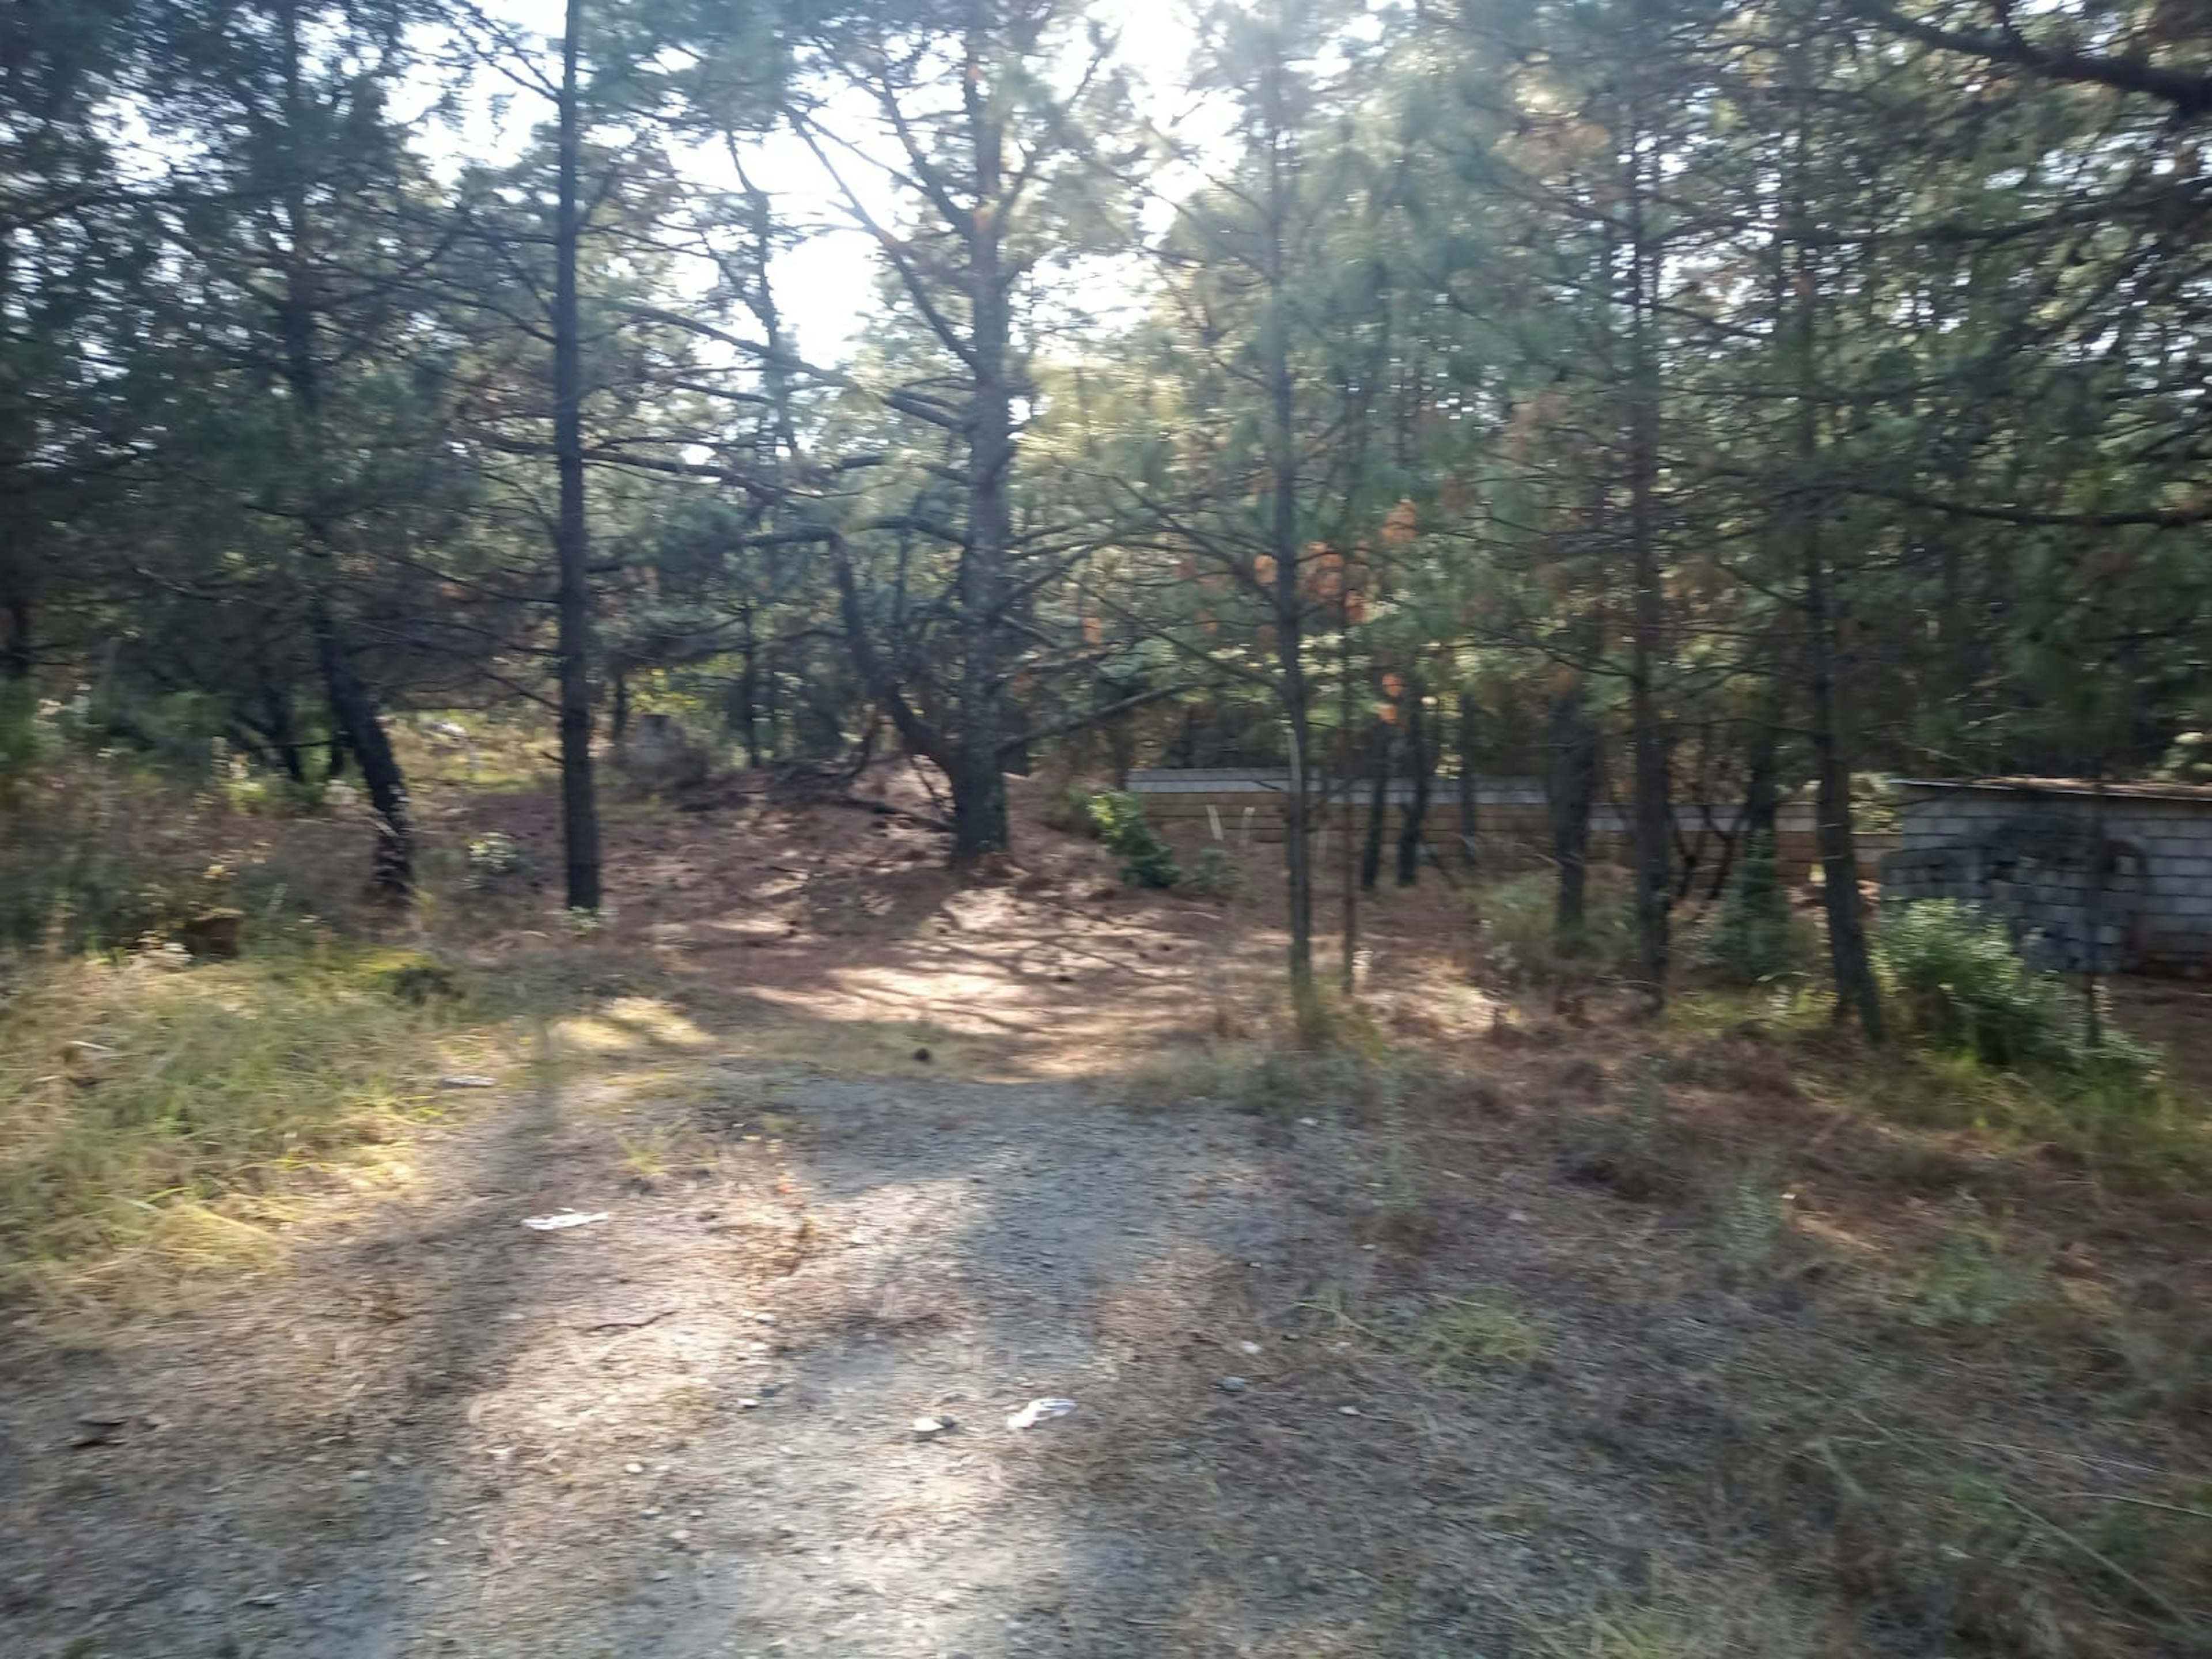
top-left (1414, 1296), bottom-right (1546, 1372)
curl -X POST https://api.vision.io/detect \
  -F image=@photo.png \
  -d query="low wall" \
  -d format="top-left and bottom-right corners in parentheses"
top-left (1884, 783), bottom-right (2212, 974)
top-left (1127, 770), bottom-right (1900, 885)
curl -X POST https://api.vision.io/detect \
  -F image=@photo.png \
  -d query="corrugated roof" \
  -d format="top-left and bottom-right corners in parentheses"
top-left (1895, 776), bottom-right (2212, 804)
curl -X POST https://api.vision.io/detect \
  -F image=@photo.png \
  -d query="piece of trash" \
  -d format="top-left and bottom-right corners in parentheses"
top-left (1238, 1340), bottom-right (1262, 1356)
top-left (1298, 1116), bottom-right (1317, 1128)
top-left (1338, 1406), bottom-right (1361, 1417)
top-left (737, 1399), bottom-right (760, 1410)
top-left (438, 1074), bottom-right (498, 1090)
top-left (912, 1416), bottom-right (948, 1441)
top-left (522, 1210), bottom-right (609, 1231)
top-left (625, 1461), bottom-right (646, 1475)
top-left (1005, 1397), bottom-right (1076, 1430)
top-left (1218, 1376), bottom-right (1248, 1393)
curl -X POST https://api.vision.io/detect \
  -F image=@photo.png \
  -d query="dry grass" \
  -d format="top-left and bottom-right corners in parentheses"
top-left (0, 937), bottom-right (525, 1299)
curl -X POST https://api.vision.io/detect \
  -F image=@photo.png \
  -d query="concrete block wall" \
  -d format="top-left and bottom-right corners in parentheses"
top-left (1125, 770), bottom-right (1901, 886)
top-left (1885, 785), bottom-right (2212, 975)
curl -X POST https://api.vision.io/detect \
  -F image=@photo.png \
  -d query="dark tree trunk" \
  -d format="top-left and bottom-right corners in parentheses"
top-left (1339, 622), bottom-right (1358, 993)
top-left (313, 608), bottom-right (412, 897)
top-left (609, 660), bottom-right (630, 746)
top-left (1548, 678), bottom-right (1599, 953)
top-left (552, 0), bottom-right (603, 912)
top-left (736, 602), bottom-right (762, 768)
top-left (1104, 707), bottom-right (1134, 789)
top-left (1455, 687), bottom-right (1479, 873)
top-left (1, 595), bottom-right (28, 682)
top-left (1787, 52), bottom-right (1881, 1041)
top-left (1359, 718), bottom-right (1389, 895)
top-left (275, 0), bottom-right (409, 897)
top-left (1396, 673), bottom-right (1431, 887)
top-left (1711, 710), bottom-right (1779, 902)
top-left (255, 660), bottom-right (306, 786)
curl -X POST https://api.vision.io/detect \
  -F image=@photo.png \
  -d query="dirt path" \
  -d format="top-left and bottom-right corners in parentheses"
top-left (7, 769), bottom-right (2209, 1658)
top-left (1, 1033), bottom-right (1615, 1659)
top-left (11, 993), bottom-right (2209, 1659)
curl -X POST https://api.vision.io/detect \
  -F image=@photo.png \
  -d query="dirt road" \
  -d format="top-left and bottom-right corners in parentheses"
top-left (0, 1028), bottom-right (1663, 1659)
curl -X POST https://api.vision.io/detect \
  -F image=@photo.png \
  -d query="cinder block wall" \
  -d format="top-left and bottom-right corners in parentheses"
top-left (1126, 770), bottom-right (1901, 886)
top-left (1885, 785), bottom-right (2212, 974)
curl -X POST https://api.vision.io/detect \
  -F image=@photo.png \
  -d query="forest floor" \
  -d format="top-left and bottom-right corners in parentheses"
top-left (2, 766), bottom-right (2210, 1659)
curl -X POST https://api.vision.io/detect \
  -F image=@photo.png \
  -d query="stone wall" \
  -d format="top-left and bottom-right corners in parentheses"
top-left (1882, 785), bottom-right (2212, 975)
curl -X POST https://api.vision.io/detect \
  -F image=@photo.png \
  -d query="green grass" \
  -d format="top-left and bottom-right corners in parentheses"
top-left (1849, 1043), bottom-right (2210, 1189)
top-left (0, 940), bottom-right (500, 1296)
top-left (1414, 1296), bottom-right (1546, 1372)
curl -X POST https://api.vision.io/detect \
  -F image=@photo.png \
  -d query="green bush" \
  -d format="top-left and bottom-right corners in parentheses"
top-left (1186, 842), bottom-right (1243, 902)
top-left (1878, 900), bottom-right (2152, 1077)
top-left (465, 831), bottom-right (529, 887)
top-left (1692, 835), bottom-right (1816, 986)
top-left (1473, 869), bottom-right (1636, 983)
top-left (1077, 789), bottom-right (1182, 889)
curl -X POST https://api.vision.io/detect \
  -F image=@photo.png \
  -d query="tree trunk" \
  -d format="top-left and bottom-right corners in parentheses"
top-left (275, 0), bottom-right (409, 897)
top-left (736, 601), bottom-right (762, 767)
top-left (1339, 622), bottom-right (1359, 993)
top-left (952, 11), bottom-right (1012, 863)
top-left (1396, 673), bottom-right (1431, 887)
top-left (1624, 76), bottom-right (1671, 1007)
top-left (255, 658), bottom-right (306, 786)
top-left (1787, 53), bottom-right (1881, 1041)
top-left (1712, 709), bottom-right (1779, 903)
top-left (1259, 46), bottom-right (1313, 1017)
top-left (1, 595), bottom-right (28, 682)
top-left (313, 607), bottom-right (412, 897)
top-left (1548, 677), bottom-right (1599, 954)
top-left (1455, 687), bottom-right (1479, 873)
top-left (552, 0), bottom-right (603, 912)
top-left (609, 660), bottom-right (630, 746)
top-left (1359, 716), bottom-right (1389, 895)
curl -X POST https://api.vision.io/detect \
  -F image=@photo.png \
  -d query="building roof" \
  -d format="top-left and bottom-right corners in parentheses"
top-left (1896, 776), bottom-right (2212, 804)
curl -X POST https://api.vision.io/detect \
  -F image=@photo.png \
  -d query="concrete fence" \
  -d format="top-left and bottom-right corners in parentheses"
top-left (1126, 769), bottom-right (1901, 885)
top-left (1883, 781), bottom-right (2212, 975)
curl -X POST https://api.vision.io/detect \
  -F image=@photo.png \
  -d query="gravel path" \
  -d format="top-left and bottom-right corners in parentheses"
top-left (0, 1062), bottom-right (1340, 1659)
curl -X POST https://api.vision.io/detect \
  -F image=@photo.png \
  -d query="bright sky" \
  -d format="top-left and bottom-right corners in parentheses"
top-left (443, 0), bottom-right (1213, 363)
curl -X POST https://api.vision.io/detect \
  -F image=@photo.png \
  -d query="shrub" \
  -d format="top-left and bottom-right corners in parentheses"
top-left (1691, 836), bottom-right (1816, 986)
top-left (1472, 869), bottom-right (1637, 983)
top-left (1076, 789), bottom-right (1181, 889)
top-left (465, 831), bottom-right (529, 888)
top-left (1186, 842), bottom-right (1243, 902)
top-left (1878, 900), bottom-right (2153, 1077)
top-left (1863, 902), bottom-right (2206, 1184)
